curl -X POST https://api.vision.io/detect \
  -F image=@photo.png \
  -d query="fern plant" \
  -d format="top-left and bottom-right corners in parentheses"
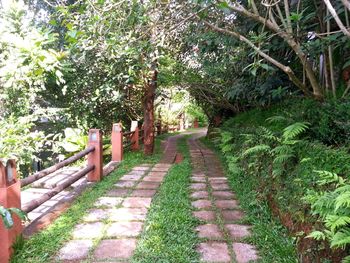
top-left (304, 170), bottom-right (350, 262)
top-left (240, 120), bottom-right (309, 178)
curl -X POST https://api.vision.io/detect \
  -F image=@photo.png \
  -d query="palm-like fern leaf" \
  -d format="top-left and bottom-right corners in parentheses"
top-left (242, 144), bottom-right (271, 157)
top-left (282, 122), bottom-right (310, 140)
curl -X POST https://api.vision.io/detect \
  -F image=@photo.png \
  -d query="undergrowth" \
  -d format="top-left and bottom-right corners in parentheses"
top-left (213, 98), bottom-right (350, 262)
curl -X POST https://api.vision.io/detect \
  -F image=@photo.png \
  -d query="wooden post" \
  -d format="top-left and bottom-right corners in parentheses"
top-left (194, 118), bottom-right (199, 128)
top-left (111, 123), bottom-right (123, 162)
top-left (87, 129), bottom-right (103, 182)
top-left (130, 121), bottom-right (139, 151)
top-left (0, 160), bottom-right (22, 263)
top-left (156, 120), bottom-right (162, 135)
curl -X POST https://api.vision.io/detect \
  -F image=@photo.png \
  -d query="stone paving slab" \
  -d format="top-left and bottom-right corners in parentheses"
top-left (191, 191), bottom-right (209, 199)
top-left (212, 191), bottom-right (235, 199)
top-left (57, 239), bottom-right (93, 261)
top-left (222, 210), bottom-right (245, 222)
top-left (142, 176), bottom-right (164, 182)
top-left (232, 242), bottom-right (260, 263)
top-left (106, 188), bottom-right (129, 197)
top-left (215, 200), bottom-right (239, 209)
top-left (197, 242), bottom-right (231, 262)
top-left (193, 210), bottom-right (216, 221)
top-left (93, 239), bottom-right (137, 260)
top-left (120, 174), bottom-right (143, 181)
top-left (192, 200), bottom-right (212, 209)
top-left (115, 180), bottom-right (137, 188)
top-left (188, 133), bottom-right (259, 263)
top-left (72, 222), bottom-right (105, 239)
top-left (225, 224), bottom-right (251, 239)
top-left (106, 221), bottom-right (143, 237)
top-left (83, 209), bottom-right (110, 222)
top-left (191, 177), bottom-right (206, 183)
top-left (94, 197), bottom-right (123, 208)
top-left (190, 183), bottom-right (207, 190)
top-left (196, 224), bottom-right (223, 239)
top-left (136, 181), bottom-right (160, 189)
top-left (131, 189), bottom-right (157, 197)
top-left (122, 197), bottom-right (152, 208)
top-left (109, 207), bottom-right (147, 221)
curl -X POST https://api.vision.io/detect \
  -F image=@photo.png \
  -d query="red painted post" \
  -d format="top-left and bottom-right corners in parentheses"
top-left (111, 123), bottom-right (123, 162)
top-left (130, 121), bottom-right (139, 151)
top-left (87, 129), bottom-right (103, 182)
top-left (156, 120), bottom-right (162, 135)
top-left (0, 160), bottom-right (22, 263)
top-left (194, 118), bottom-right (199, 128)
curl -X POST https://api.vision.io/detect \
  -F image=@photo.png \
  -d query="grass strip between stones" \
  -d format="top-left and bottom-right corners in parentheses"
top-left (132, 136), bottom-right (200, 263)
top-left (200, 137), bottom-right (298, 263)
top-left (11, 136), bottom-right (168, 263)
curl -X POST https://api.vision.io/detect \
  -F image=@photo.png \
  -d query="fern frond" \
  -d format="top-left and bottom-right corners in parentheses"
top-left (273, 154), bottom-right (294, 164)
top-left (330, 227), bottom-right (350, 249)
top-left (221, 131), bottom-right (234, 144)
top-left (342, 255), bottom-right (350, 263)
top-left (306, 230), bottom-right (326, 240)
top-left (242, 144), bottom-right (271, 157)
top-left (266, 115), bottom-right (288, 123)
top-left (314, 170), bottom-right (346, 186)
top-left (325, 215), bottom-right (350, 232)
top-left (271, 145), bottom-right (293, 155)
top-left (335, 192), bottom-right (350, 211)
top-left (257, 126), bottom-right (278, 142)
top-left (282, 122), bottom-right (309, 140)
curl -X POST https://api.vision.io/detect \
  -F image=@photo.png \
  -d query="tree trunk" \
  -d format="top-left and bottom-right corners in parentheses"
top-left (143, 69), bottom-right (157, 155)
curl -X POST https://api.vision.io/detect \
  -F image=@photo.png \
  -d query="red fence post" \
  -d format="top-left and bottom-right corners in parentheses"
top-left (131, 121), bottom-right (139, 151)
top-left (156, 120), bottom-right (162, 135)
top-left (0, 160), bottom-right (22, 263)
top-left (112, 123), bottom-right (123, 162)
top-left (87, 129), bottom-right (103, 182)
top-left (194, 118), bottom-right (199, 128)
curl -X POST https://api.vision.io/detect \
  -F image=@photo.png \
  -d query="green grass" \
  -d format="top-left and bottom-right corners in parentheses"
top-left (132, 136), bottom-right (200, 263)
top-left (200, 137), bottom-right (298, 263)
top-left (11, 138), bottom-right (165, 263)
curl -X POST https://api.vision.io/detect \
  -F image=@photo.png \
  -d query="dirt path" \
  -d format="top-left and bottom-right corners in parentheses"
top-left (188, 133), bottom-right (260, 263)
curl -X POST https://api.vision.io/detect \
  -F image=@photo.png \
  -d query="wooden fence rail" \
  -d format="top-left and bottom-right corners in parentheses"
top-left (21, 146), bottom-right (95, 187)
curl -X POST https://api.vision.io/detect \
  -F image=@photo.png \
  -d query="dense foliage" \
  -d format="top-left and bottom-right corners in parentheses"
top-left (218, 99), bottom-right (350, 262)
top-left (1, 0), bottom-right (350, 260)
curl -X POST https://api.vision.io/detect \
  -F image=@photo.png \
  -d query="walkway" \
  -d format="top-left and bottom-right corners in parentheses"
top-left (56, 135), bottom-right (180, 262)
top-left (54, 130), bottom-right (260, 262)
top-left (188, 133), bottom-right (260, 263)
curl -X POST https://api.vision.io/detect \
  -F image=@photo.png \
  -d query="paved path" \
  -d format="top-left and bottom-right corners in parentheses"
top-left (54, 130), bottom-right (259, 262)
top-left (188, 134), bottom-right (260, 263)
top-left (56, 134), bottom-right (181, 262)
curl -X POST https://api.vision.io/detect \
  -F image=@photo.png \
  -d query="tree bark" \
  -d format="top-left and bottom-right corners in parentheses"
top-left (143, 68), bottom-right (157, 155)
